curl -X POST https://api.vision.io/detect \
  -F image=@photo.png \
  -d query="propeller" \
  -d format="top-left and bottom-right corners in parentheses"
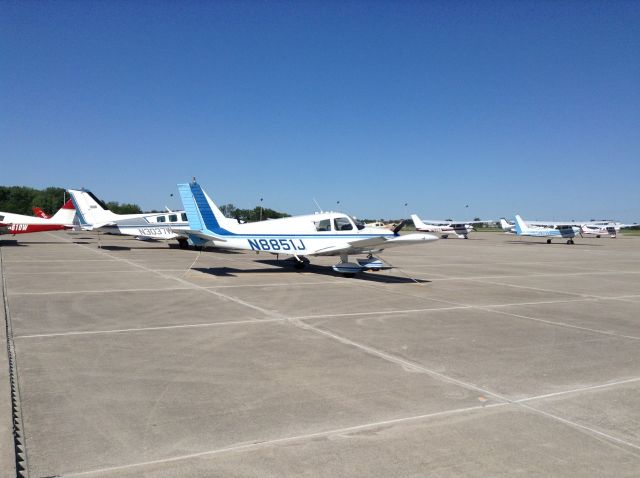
top-left (393, 220), bottom-right (407, 235)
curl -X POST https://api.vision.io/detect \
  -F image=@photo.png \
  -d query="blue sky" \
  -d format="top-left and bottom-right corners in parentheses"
top-left (2, 1), bottom-right (639, 221)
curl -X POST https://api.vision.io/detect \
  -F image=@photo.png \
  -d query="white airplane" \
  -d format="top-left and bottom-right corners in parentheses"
top-left (580, 223), bottom-right (617, 238)
top-left (503, 217), bottom-right (637, 238)
top-left (177, 180), bottom-right (438, 277)
top-left (0, 200), bottom-right (76, 236)
top-left (513, 214), bottom-right (581, 244)
top-left (67, 188), bottom-right (195, 248)
top-left (410, 214), bottom-right (482, 239)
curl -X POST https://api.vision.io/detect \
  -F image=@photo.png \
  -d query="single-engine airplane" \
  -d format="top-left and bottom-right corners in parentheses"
top-left (503, 217), bottom-right (636, 238)
top-left (513, 214), bottom-right (580, 244)
top-left (411, 214), bottom-right (483, 239)
top-left (177, 180), bottom-right (438, 276)
top-left (0, 200), bottom-right (76, 235)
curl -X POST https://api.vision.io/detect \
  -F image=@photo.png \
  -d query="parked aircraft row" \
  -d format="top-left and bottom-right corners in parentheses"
top-left (1, 184), bottom-right (637, 272)
top-left (499, 217), bottom-right (637, 241)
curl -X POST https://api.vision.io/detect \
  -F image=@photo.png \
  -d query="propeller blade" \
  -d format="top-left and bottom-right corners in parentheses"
top-left (393, 220), bottom-right (407, 235)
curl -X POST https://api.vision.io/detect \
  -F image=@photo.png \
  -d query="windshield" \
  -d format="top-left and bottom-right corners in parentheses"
top-left (351, 216), bottom-right (365, 230)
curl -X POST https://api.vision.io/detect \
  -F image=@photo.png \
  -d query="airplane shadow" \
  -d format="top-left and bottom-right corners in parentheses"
top-left (193, 259), bottom-right (430, 284)
top-left (97, 245), bottom-right (132, 251)
top-left (1, 241), bottom-right (67, 246)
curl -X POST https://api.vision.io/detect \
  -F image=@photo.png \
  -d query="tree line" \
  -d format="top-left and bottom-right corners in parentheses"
top-left (0, 186), bottom-right (142, 216)
top-left (0, 186), bottom-right (292, 220)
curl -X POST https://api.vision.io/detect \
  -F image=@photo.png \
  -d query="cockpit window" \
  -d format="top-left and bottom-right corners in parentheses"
top-left (157, 216), bottom-right (166, 223)
top-left (314, 219), bottom-right (331, 231)
top-left (334, 217), bottom-right (353, 231)
top-left (351, 216), bottom-right (365, 230)
top-left (0, 215), bottom-right (4, 222)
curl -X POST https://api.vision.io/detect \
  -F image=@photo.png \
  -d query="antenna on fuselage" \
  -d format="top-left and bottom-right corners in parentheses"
top-left (313, 198), bottom-right (323, 213)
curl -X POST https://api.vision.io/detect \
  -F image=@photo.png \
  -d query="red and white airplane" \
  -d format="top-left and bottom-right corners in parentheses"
top-left (0, 200), bottom-right (76, 235)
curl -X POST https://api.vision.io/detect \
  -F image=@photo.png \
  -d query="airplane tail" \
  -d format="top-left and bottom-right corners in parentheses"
top-left (176, 181), bottom-right (232, 236)
top-left (410, 214), bottom-right (428, 230)
top-left (67, 189), bottom-right (119, 227)
top-left (49, 199), bottom-right (76, 225)
top-left (500, 218), bottom-right (513, 231)
top-left (514, 215), bottom-right (528, 235)
top-left (32, 207), bottom-right (51, 219)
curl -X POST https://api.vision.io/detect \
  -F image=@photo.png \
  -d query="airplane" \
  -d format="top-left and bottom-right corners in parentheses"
top-left (176, 180), bottom-right (439, 277)
top-left (580, 223), bottom-right (617, 238)
top-left (410, 214), bottom-right (482, 239)
top-left (67, 188), bottom-right (195, 248)
top-left (503, 217), bottom-right (637, 238)
top-left (0, 200), bottom-right (76, 235)
top-left (513, 214), bottom-right (580, 244)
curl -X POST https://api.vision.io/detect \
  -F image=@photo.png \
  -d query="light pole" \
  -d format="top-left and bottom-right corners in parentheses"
top-left (259, 198), bottom-right (263, 221)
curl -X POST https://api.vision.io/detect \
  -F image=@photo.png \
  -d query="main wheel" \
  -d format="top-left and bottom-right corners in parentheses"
top-left (546, 239), bottom-right (552, 244)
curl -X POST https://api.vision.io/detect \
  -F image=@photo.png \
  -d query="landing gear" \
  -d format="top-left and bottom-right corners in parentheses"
top-left (293, 255), bottom-right (309, 269)
top-left (546, 239), bottom-right (552, 244)
top-left (567, 239), bottom-right (574, 245)
top-left (177, 238), bottom-right (189, 249)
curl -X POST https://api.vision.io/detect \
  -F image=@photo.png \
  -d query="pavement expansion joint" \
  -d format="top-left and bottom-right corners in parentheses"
top-left (1, 248), bottom-right (29, 477)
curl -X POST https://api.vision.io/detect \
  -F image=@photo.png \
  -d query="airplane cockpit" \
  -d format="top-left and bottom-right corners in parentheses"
top-left (314, 215), bottom-right (365, 232)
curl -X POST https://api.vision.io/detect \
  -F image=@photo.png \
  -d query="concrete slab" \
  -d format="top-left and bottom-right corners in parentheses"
top-left (92, 406), bottom-right (640, 478)
top-left (383, 277), bottom-right (582, 306)
top-left (206, 281), bottom-right (452, 318)
top-left (9, 288), bottom-right (274, 337)
top-left (527, 380), bottom-right (640, 448)
top-left (491, 299), bottom-right (640, 339)
top-left (304, 308), bottom-right (640, 399)
top-left (488, 271), bottom-right (640, 298)
top-left (15, 322), bottom-right (493, 477)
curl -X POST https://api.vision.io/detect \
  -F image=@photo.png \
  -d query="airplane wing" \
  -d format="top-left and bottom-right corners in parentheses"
top-left (84, 221), bottom-right (118, 230)
top-left (312, 233), bottom-right (437, 256)
top-left (526, 220), bottom-right (588, 227)
top-left (422, 219), bottom-right (485, 225)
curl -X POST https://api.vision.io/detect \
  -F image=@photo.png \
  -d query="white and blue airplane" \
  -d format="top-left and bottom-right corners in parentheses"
top-left (67, 188), bottom-right (195, 247)
top-left (177, 180), bottom-right (439, 276)
top-left (514, 214), bottom-right (581, 244)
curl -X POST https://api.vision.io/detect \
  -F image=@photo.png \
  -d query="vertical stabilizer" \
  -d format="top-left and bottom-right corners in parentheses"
top-left (500, 219), bottom-right (512, 231)
top-left (177, 183), bottom-right (206, 231)
top-left (49, 199), bottom-right (76, 224)
top-left (514, 215), bottom-right (528, 235)
top-left (67, 189), bottom-right (119, 226)
top-left (411, 214), bottom-right (428, 230)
